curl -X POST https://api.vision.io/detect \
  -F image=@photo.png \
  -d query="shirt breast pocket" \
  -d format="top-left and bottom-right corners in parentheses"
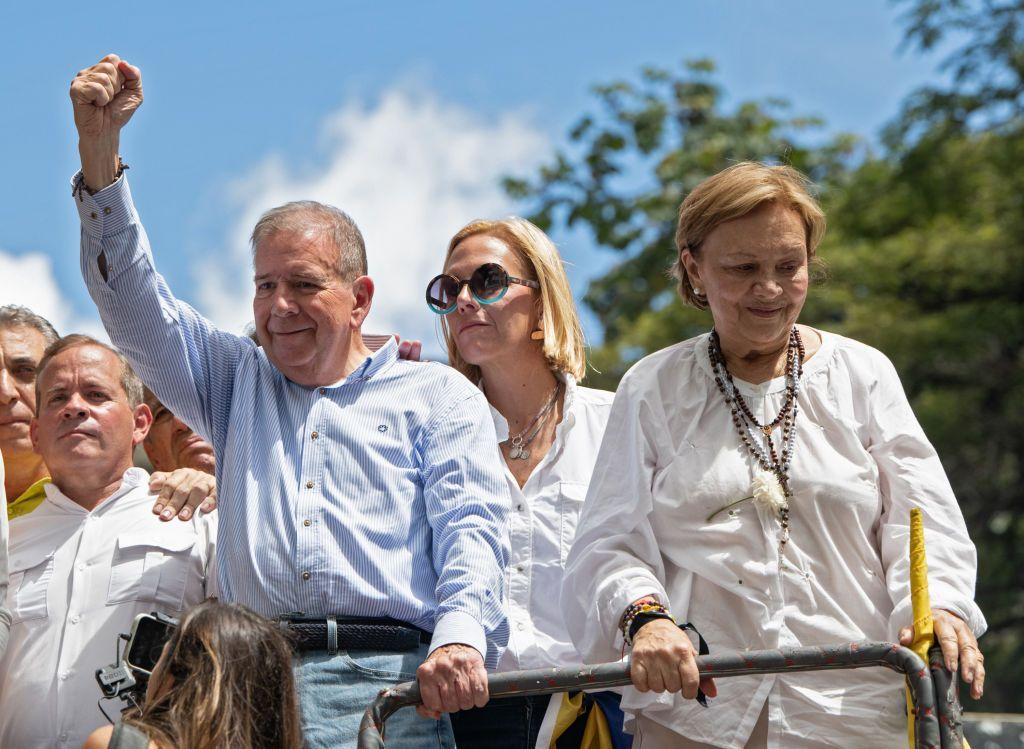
top-left (558, 481), bottom-right (589, 565)
top-left (7, 548), bottom-right (55, 624)
top-left (107, 531), bottom-right (197, 611)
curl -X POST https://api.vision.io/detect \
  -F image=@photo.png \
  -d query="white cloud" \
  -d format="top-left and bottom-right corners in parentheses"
top-left (196, 85), bottom-right (549, 353)
top-left (0, 249), bottom-right (106, 340)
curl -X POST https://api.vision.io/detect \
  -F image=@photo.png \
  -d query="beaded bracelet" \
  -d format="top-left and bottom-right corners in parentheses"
top-left (621, 600), bottom-right (672, 646)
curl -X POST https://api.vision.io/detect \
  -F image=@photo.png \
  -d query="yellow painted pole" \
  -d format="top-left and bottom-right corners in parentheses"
top-left (907, 507), bottom-right (971, 749)
top-left (907, 507), bottom-right (934, 748)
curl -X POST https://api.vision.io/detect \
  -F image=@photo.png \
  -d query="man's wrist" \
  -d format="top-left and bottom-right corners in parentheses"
top-left (78, 137), bottom-right (121, 192)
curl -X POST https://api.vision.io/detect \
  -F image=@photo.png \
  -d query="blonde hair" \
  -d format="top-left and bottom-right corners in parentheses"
top-left (671, 162), bottom-right (827, 309)
top-left (442, 218), bottom-right (586, 384)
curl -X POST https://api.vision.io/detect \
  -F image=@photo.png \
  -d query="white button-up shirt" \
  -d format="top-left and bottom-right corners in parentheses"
top-left (563, 331), bottom-right (985, 749)
top-left (490, 374), bottom-right (613, 672)
top-left (0, 467), bottom-right (217, 749)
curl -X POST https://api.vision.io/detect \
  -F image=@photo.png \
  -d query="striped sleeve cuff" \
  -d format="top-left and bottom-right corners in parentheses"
top-left (429, 610), bottom-right (487, 661)
top-left (71, 171), bottom-right (140, 239)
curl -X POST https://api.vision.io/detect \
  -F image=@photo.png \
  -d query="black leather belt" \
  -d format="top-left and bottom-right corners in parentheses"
top-left (279, 615), bottom-right (432, 654)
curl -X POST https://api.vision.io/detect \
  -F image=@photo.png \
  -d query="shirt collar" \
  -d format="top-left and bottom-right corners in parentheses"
top-left (43, 466), bottom-right (149, 514)
top-left (359, 335), bottom-right (399, 379)
top-left (11, 476), bottom-right (51, 508)
top-left (324, 336), bottom-right (399, 388)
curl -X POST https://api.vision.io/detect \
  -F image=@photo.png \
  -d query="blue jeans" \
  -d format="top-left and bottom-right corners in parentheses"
top-left (449, 694), bottom-right (549, 748)
top-left (295, 643), bottom-right (455, 749)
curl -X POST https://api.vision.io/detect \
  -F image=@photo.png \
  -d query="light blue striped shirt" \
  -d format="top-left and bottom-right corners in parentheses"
top-left (73, 174), bottom-right (511, 664)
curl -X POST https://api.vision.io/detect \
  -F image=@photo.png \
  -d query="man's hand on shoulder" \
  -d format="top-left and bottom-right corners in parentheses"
top-left (69, 53), bottom-right (143, 191)
top-left (150, 468), bottom-right (216, 521)
top-left (415, 643), bottom-right (488, 719)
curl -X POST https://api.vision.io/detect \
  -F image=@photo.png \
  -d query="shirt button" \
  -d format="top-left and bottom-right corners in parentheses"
top-left (76, 563), bottom-right (86, 571)
top-left (311, 431), bottom-right (319, 440)
top-left (302, 571), bottom-right (311, 581)
top-left (89, 211), bottom-right (97, 219)
top-left (71, 614), bottom-right (81, 624)
top-left (305, 480), bottom-right (314, 489)
top-left (60, 732), bottom-right (69, 742)
top-left (516, 504), bottom-right (524, 512)
top-left (516, 622), bottom-right (526, 631)
top-left (319, 388), bottom-right (326, 394)
top-left (303, 519), bottom-right (312, 527)
top-left (103, 206), bottom-right (112, 215)
top-left (59, 671), bottom-right (70, 681)
top-left (516, 565), bottom-right (525, 573)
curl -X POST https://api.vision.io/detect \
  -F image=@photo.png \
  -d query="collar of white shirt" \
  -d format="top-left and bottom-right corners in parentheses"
top-left (41, 467), bottom-right (149, 515)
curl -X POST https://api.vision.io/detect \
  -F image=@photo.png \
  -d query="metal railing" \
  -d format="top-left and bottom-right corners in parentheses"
top-left (357, 641), bottom-right (963, 749)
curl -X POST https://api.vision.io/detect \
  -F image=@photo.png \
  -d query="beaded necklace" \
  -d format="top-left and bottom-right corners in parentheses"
top-left (708, 327), bottom-right (805, 554)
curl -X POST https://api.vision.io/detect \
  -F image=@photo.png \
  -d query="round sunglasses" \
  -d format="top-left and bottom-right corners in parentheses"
top-left (425, 263), bottom-right (539, 315)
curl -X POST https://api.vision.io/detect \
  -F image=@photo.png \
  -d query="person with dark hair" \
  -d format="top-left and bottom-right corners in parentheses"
top-left (82, 601), bottom-right (302, 749)
top-left (69, 55), bottom-right (510, 748)
top-left (0, 335), bottom-right (217, 749)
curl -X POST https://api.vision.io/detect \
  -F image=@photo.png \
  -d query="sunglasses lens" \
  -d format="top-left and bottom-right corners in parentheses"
top-left (471, 264), bottom-right (507, 300)
top-left (426, 275), bottom-right (459, 312)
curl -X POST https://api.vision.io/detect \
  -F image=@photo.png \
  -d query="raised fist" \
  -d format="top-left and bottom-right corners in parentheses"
top-left (70, 54), bottom-right (143, 138)
top-left (70, 54), bottom-right (143, 189)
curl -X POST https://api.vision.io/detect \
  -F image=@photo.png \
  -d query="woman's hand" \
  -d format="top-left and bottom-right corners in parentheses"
top-left (899, 608), bottom-right (985, 699)
top-left (630, 619), bottom-right (717, 699)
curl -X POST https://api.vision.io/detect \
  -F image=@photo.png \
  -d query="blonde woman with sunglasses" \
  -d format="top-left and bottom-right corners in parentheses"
top-left (425, 219), bottom-right (627, 747)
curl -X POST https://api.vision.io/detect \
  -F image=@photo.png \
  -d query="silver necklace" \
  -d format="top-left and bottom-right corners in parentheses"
top-left (506, 382), bottom-right (560, 460)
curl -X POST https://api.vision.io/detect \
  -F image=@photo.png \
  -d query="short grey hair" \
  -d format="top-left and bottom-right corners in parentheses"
top-left (35, 335), bottom-right (144, 411)
top-left (250, 201), bottom-right (368, 281)
top-left (0, 305), bottom-right (59, 346)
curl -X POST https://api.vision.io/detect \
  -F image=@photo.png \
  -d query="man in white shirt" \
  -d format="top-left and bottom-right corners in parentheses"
top-left (0, 334), bottom-right (217, 749)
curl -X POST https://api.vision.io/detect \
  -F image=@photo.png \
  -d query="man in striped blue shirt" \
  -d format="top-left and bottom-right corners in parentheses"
top-left (69, 54), bottom-right (511, 747)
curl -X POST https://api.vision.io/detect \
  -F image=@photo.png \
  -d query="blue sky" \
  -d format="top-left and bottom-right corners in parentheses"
top-left (0, 0), bottom-right (951, 353)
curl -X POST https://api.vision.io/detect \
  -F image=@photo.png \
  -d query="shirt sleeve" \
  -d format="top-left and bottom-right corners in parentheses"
top-left (561, 367), bottom-right (673, 664)
top-left (419, 387), bottom-right (511, 668)
top-left (866, 350), bottom-right (987, 639)
top-left (74, 172), bottom-right (250, 452)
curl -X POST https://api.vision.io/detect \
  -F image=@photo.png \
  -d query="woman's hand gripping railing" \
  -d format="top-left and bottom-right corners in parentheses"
top-left (357, 641), bottom-right (949, 749)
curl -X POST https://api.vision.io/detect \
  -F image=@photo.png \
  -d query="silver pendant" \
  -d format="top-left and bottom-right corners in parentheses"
top-left (509, 445), bottom-right (530, 460)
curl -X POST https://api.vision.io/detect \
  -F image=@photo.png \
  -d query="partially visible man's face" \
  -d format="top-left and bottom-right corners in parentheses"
top-left (143, 399), bottom-right (215, 473)
top-left (252, 229), bottom-right (372, 387)
top-left (0, 325), bottom-right (48, 461)
top-left (31, 344), bottom-right (150, 479)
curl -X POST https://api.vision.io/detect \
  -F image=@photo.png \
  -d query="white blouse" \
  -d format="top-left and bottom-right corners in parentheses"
top-left (562, 330), bottom-right (985, 749)
top-left (486, 373), bottom-right (614, 672)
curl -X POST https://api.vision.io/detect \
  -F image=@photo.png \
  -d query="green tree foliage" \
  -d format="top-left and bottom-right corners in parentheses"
top-left (503, 61), bottom-right (860, 387)
top-left (508, 1), bottom-right (1024, 711)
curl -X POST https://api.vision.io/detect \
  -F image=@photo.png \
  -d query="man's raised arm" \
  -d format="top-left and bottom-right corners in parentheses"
top-left (69, 54), bottom-right (248, 451)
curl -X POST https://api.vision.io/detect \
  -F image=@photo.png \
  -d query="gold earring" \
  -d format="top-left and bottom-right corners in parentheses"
top-left (531, 330), bottom-right (544, 340)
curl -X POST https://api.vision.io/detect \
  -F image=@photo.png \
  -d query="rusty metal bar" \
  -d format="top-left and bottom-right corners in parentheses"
top-left (357, 641), bottom-right (943, 748)
top-left (929, 645), bottom-right (965, 749)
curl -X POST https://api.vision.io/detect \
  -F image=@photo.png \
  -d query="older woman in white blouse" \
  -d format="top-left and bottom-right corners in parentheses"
top-left (562, 162), bottom-right (986, 748)
top-left (423, 218), bottom-right (617, 747)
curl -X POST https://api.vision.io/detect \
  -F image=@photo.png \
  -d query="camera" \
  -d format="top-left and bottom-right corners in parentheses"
top-left (95, 612), bottom-right (178, 711)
